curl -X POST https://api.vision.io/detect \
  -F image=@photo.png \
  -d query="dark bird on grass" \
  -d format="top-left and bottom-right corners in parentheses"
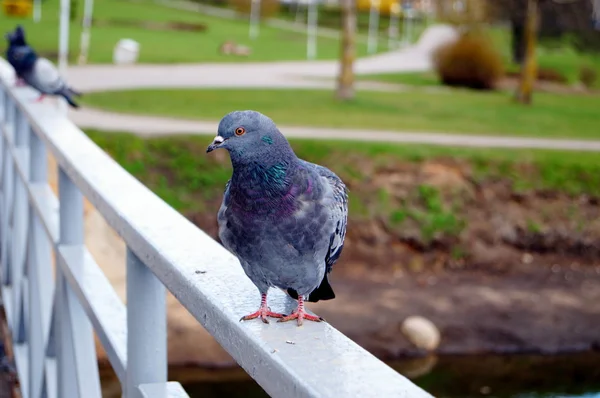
top-left (206, 110), bottom-right (348, 326)
top-left (5, 25), bottom-right (82, 108)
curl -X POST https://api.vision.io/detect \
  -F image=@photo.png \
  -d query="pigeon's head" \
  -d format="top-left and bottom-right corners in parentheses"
top-left (5, 25), bottom-right (26, 46)
top-left (207, 110), bottom-right (293, 166)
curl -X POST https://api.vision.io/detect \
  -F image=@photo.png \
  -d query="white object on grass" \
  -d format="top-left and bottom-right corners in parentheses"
top-left (113, 39), bottom-right (140, 65)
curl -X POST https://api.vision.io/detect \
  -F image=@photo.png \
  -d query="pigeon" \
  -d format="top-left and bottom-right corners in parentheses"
top-left (4, 26), bottom-right (36, 87)
top-left (5, 25), bottom-right (82, 108)
top-left (206, 110), bottom-right (348, 326)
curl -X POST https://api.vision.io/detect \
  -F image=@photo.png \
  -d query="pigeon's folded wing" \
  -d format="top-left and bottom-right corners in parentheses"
top-left (311, 163), bottom-right (349, 274)
top-left (31, 58), bottom-right (64, 93)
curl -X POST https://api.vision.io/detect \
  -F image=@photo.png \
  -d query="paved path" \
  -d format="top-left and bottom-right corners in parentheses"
top-left (65, 62), bottom-right (421, 92)
top-left (65, 47), bottom-right (432, 92)
top-left (70, 108), bottom-right (600, 152)
top-left (64, 24), bottom-right (461, 91)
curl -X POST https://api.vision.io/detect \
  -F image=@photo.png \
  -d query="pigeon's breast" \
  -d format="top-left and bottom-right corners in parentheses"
top-left (220, 195), bottom-right (332, 263)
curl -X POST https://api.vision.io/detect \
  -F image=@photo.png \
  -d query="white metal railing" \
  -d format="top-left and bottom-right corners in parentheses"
top-left (0, 59), bottom-right (433, 398)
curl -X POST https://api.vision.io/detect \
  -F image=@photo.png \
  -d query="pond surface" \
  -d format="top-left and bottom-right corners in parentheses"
top-left (180, 352), bottom-right (600, 398)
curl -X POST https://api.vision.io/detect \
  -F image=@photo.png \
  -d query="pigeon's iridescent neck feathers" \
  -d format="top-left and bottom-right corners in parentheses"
top-left (228, 156), bottom-right (306, 216)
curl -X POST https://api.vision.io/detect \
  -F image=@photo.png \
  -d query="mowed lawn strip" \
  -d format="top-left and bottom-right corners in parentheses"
top-left (83, 88), bottom-right (600, 139)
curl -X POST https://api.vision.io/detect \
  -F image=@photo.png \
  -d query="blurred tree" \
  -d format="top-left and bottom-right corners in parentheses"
top-left (493, 0), bottom-right (599, 56)
top-left (336, 0), bottom-right (357, 100)
top-left (515, 0), bottom-right (538, 104)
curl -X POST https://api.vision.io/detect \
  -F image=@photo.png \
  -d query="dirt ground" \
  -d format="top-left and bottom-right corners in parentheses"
top-left (187, 159), bottom-right (600, 359)
top-left (314, 259), bottom-right (600, 358)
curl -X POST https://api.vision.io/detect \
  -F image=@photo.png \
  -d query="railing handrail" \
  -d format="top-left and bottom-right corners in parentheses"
top-left (0, 58), bottom-right (432, 398)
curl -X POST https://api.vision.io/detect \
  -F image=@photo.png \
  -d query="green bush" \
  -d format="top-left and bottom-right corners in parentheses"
top-left (433, 30), bottom-right (504, 90)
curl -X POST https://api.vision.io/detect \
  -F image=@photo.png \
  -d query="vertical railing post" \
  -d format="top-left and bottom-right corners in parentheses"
top-left (0, 89), bottom-right (5, 178)
top-left (126, 247), bottom-right (167, 397)
top-left (0, 89), bottom-right (5, 225)
top-left (0, 88), bottom-right (6, 233)
top-left (0, 89), bottom-right (5, 134)
top-left (56, 167), bottom-right (102, 398)
top-left (11, 110), bottom-right (31, 344)
top-left (0, 99), bottom-right (16, 287)
top-left (28, 128), bottom-right (52, 398)
top-left (0, 89), bottom-right (5, 119)
top-left (56, 167), bottom-right (80, 398)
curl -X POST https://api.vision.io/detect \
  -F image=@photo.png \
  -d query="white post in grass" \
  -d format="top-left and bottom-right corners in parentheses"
top-left (306, 0), bottom-right (318, 60)
top-left (406, 7), bottom-right (414, 46)
top-left (295, 0), bottom-right (304, 24)
top-left (33, 0), bottom-right (42, 22)
top-left (249, 0), bottom-right (261, 39)
top-left (78, 0), bottom-right (95, 65)
top-left (388, 2), bottom-right (400, 50)
top-left (401, 3), bottom-right (413, 47)
top-left (58, 0), bottom-right (71, 114)
top-left (367, 0), bottom-right (381, 54)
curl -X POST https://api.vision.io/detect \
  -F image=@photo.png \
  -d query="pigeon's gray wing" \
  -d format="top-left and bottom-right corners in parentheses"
top-left (303, 161), bottom-right (348, 274)
top-left (217, 179), bottom-right (233, 249)
top-left (25, 58), bottom-right (65, 94)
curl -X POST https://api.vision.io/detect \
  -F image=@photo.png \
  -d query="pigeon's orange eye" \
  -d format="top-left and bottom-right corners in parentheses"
top-left (235, 127), bottom-right (246, 136)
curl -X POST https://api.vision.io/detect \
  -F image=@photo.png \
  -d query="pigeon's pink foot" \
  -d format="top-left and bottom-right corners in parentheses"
top-left (278, 295), bottom-right (323, 326)
top-left (240, 293), bottom-right (285, 324)
top-left (33, 95), bottom-right (46, 103)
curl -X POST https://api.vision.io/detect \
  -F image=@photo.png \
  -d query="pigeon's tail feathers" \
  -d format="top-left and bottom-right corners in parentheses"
top-left (60, 91), bottom-right (80, 108)
top-left (287, 275), bottom-right (336, 303)
top-left (67, 86), bottom-right (83, 97)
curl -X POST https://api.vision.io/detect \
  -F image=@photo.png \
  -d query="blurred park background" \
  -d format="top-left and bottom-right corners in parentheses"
top-left (2, 0), bottom-right (600, 397)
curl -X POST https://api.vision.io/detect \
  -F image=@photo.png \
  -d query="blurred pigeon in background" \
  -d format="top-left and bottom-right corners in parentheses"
top-left (4, 25), bottom-right (35, 86)
top-left (206, 110), bottom-right (348, 326)
top-left (5, 25), bottom-right (82, 108)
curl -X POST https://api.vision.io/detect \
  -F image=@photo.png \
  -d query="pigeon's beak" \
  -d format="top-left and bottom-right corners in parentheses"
top-left (206, 135), bottom-right (225, 153)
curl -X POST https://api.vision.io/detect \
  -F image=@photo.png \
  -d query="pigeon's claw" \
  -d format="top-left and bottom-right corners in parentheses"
top-left (277, 295), bottom-right (323, 327)
top-left (240, 307), bottom-right (286, 324)
top-left (239, 293), bottom-right (285, 324)
top-left (278, 310), bottom-right (322, 326)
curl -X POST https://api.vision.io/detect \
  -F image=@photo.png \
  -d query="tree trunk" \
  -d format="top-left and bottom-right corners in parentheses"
top-left (511, 15), bottom-right (525, 64)
top-left (515, 0), bottom-right (538, 105)
top-left (336, 0), bottom-right (356, 101)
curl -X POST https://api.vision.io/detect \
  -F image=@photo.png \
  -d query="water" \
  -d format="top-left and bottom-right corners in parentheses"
top-left (180, 353), bottom-right (600, 398)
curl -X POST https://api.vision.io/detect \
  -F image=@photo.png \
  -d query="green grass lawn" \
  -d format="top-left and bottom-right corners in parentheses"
top-left (0, 0), bottom-right (377, 63)
top-left (85, 129), bottom-right (600, 218)
top-left (83, 88), bottom-right (600, 139)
